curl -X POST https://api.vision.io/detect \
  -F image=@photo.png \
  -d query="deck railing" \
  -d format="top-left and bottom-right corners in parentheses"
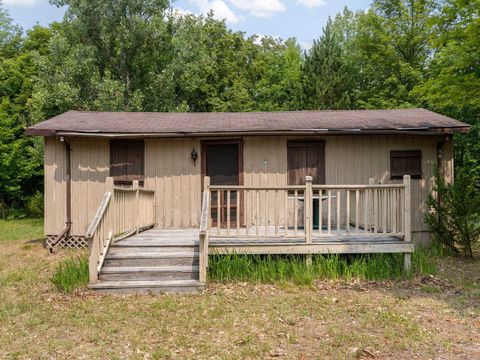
top-left (198, 175), bottom-right (411, 279)
top-left (87, 177), bottom-right (155, 283)
top-left (201, 175), bottom-right (411, 242)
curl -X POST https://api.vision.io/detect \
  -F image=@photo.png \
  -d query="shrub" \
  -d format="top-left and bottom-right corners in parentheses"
top-left (425, 169), bottom-right (480, 257)
top-left (25, 191), bottom-right (44, 219)
top-left (51, 256), bottom-right (89, 293)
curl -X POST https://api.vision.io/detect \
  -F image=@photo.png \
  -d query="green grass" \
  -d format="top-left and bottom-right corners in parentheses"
top-left (208, 248), bottom-right (437, 285)
top-left (0, 219), bottom-right (44, 241)
top-left (51, 256), bottom-right (89, 293)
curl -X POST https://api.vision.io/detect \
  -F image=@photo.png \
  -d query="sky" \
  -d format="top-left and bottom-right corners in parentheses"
top-left (2, 0), bottom-right (372, 49)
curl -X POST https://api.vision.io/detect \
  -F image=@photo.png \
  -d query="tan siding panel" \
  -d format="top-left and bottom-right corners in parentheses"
top-left (45, 134), bottom-right (440, 240)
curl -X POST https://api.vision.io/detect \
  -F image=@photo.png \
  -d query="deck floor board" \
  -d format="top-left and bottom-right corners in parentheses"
top-left (116, 228), bottom-right (412, 254)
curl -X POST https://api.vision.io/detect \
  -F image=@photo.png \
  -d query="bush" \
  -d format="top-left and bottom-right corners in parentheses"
top-left (51, 256), bottom-right (89, 293)
top-left (425, 169), bottom-right (480, 257)
top-left (25, 191), bottom-right (44, 219)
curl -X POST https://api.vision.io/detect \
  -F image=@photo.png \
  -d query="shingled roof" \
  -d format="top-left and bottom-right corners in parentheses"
top-left (25, 108), bottom-right (470, 137)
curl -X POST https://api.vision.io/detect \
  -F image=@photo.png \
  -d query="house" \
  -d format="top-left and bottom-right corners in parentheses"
top-left (26, 109), bottom-right (470, 293)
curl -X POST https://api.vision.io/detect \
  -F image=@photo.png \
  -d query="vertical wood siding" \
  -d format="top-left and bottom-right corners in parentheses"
top-left (44, 137), bottom-right (110, 235)
top-left (144, 138), bottom-right (201, 228)
top-left (44, 134), bottom-right (452, 243)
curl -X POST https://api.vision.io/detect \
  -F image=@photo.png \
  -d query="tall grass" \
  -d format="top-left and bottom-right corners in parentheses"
top-left (208, 248), bottom-right (437, 285)
top-left (51, 256), bottom-right (89, 293)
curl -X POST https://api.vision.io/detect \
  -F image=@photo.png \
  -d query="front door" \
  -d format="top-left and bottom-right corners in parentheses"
top-left (202, 140), bottom-right (243, 227)
top-left (287, 141), bottom-right (326, 229)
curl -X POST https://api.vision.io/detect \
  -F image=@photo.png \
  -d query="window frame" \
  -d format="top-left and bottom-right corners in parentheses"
top-left (287, 140), bottom-right (326, 185)
top-left (390, 150), bottom-right (422, 180)
top-left (109, 139), bottom-right (145, 185)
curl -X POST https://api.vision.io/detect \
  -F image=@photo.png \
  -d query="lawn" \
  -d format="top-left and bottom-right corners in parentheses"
top-left (0, 218), bottom-right (43, 241)
top-left (0, 222), bottom-right (479, 359)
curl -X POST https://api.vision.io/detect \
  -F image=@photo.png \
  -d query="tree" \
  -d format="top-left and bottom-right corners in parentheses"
top-left (413, 0), bottom-right (480, 173)
top-left (350, 0), bottom-right (434, 108)
top-left (303, 14), bottom-right (356, 109)
top-left (249, 37), bottom-right (303, 111)
top-left (425, 169), bottom-right (480, 257)
top-left (0, 6), bottom-right (50, 213)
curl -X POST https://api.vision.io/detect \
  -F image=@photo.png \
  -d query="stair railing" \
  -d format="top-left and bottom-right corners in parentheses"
top-left (199, 176), bottom-right (211, 282)
top-left (87, 177), bottom-right (156, 284)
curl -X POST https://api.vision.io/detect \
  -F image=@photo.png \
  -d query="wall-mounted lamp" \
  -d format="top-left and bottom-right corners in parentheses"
top-left (191, 149), bottom-right (198, 166)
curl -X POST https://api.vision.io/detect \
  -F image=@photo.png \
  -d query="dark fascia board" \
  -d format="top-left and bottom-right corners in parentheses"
top-left (25, 125), bottom-right (471, 138)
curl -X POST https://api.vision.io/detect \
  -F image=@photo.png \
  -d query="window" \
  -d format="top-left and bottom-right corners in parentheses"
top-left (110, 140), bottom-right (144, 183)
top-left (287, 141), bottom-right (325, 185)
top-left (390, 150), bottom-right (422, 179)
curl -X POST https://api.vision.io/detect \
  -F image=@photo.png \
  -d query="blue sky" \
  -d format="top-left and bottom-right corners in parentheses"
top-left (2, 0), bottom-right (372, 48)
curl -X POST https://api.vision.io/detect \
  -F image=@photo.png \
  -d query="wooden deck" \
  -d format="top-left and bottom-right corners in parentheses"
top-left (87, 176), bottom-right (414, 292)
top-left (120, 228), bottom-right (414, 255)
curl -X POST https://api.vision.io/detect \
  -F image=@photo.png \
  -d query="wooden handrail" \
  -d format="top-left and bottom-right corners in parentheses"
top-left (312, 184), bottom-right (406, 189)
top-left (88, 177), bottom-right (156, 284)
top-left (86, 192), bottom-right (112, 237)
top-left (209, 184), bottom-right (405, 190)
top-left (209, 185), bottom-right (306, 190)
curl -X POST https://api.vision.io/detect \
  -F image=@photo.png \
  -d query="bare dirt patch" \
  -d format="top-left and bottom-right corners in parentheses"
top-left (0, 240), bottom-right (479, 359)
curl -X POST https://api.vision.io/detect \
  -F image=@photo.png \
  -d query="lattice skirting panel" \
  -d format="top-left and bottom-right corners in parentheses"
top-left (45, 235), bottom-right (89, 249)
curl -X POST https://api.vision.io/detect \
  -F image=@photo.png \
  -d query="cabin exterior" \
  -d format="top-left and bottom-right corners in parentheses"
top-left (26, 109), bottom-right (469, 293)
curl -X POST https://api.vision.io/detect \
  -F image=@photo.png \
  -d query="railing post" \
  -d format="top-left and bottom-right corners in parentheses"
top-left (107, 177), bottom-right (115, 242)
top-left (403, 175), bottom-right (411, 242)
top-left (199, 176), bottom-right (211, 283)
top-left (368, 178), bottom-right (375, 231)
top-left (88, 236), bottom-right (99, 284)
top-left (403, 175), bottom-right (412, 271)
top-left (305, 176), bottom-right (313, 244)
top-left (133, 180), bottom-right (139, 233)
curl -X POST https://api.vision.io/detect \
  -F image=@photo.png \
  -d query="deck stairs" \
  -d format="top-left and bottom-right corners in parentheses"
top-left (88, 230), bottom-right (204, 294)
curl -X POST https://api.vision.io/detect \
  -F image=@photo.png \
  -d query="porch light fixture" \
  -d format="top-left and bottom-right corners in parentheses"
top-left (191, 149), bottom-right (198, 166)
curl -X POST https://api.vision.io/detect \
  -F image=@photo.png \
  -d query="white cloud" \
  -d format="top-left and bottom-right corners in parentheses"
top-left (190, 0), bottom-right (242, 24)
top-left (3, 0), bottom-right (40, 5)
top-left (300, 41), bottom-right (312, 50)
top-left (229, 0), bottom-right (286, 18)
top-left (296, 0), bottom-right (327, 8)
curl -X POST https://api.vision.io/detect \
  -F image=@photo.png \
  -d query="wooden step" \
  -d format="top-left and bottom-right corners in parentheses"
top-left (115, 238), bottom-right (198, 247)
top-left (99, 266), bottom-right (199, 281)
top-left (88, 279), bottom-right (204, 294)
top-left (104, 252), bottom-right (199, 267)
top-left (108, 246), bottom-right (198, 254)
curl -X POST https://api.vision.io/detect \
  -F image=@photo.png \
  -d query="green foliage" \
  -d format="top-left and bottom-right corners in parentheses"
top-left (425, 169), bottom-right (480, 257)
top-left (51, 256), bottom-right (89, 293)
top-left (0, 0), bottom-right (478, 217)
top-left (25, 191), bottom-right (43, 218)
top-left (303, 16), bottom-right (356, 109)
top-left (0, 8), bottom-right (48, 214)
top-left (208, 250), bottom-right (436, 285)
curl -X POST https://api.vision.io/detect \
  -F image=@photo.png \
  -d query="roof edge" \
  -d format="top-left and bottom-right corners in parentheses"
top-left (42, 126), bottom-right (470, 138)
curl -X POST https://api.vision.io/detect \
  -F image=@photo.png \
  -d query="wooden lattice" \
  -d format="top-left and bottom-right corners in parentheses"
top-left (45, 235), bottom-right (89, 249)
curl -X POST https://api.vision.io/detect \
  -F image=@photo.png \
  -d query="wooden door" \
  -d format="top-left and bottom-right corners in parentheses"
top-left (202, 140), bottom-right (243, 227)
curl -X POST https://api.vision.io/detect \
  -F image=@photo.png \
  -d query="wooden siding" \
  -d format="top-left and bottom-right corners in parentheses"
top-left (144, 138), bottom-right (201, 228)
top-left (44, 137), bottom-right (110, 235)
top-left (44, 134), bottom-right (452, 244)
